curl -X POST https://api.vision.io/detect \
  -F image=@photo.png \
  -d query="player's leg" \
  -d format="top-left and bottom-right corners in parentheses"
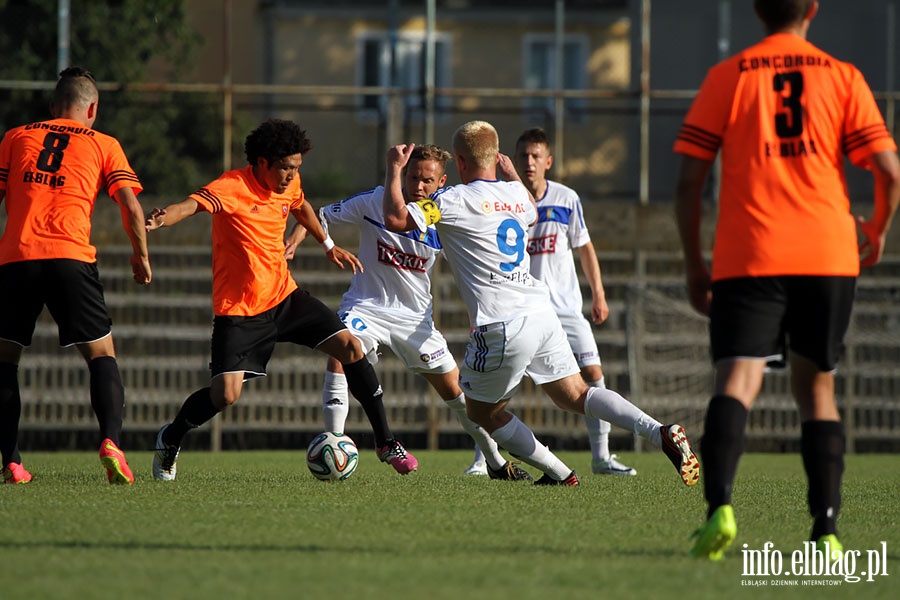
top-left (423, 369), bottom-right (529, 480)
top-left (466, 397), bottom-right (575, 485)
top-left (0, 340), bottom-right (28, 484)
top-left (47, 259), bottom-right (134, 484)
top-left (389, 316), bottom-right (521, 478)
top-left (532, 312), bottom-right (698, 485)
top-left (322, 357), bottom-right (349, 433)
top-left (75, 335), bottom-right (136, 484)
top-left (789, 275), bottom-right (854, 555)
top-left (690, 276), bottom-right (784, 559)
top-left (581, 368), bottom-right (636, 476)
top-left (154, 310), bottom-right (267, 481)
top-left (461, 314), bottom-right (576, 485)
top-left (317, 331), bottom-right (417, 473)
top-left (320, 304), bottom-right (384, 435)
top-left (0, 261), bottom-right (54, 482)
top-left (793, 355), bottom-right (844, 553)
top-left (465, 444), bottom-right (488, 475)
top-left (289, 295), bottom-right (414, 474)
top-left (153, 372), bottom-right (245, 482)
top-left (559, 312), bottom-right (636, 475)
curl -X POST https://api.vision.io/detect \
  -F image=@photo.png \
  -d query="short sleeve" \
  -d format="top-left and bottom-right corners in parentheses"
top-left (673, 64), bottom-right (732, 160)
top-left (843, 67), bottom-right (897, 168)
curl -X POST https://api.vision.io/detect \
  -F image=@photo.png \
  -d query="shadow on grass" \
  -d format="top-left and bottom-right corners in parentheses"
top-left (0, 538), bottom-right (684, 559)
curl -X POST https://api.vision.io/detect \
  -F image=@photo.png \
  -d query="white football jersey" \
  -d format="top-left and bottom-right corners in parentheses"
top-left (321, 186), bottom-right (441, 318)
top-left (407, 178), bottom-right (551, 327)
top-left (527, 180), bottom-right (591, 314)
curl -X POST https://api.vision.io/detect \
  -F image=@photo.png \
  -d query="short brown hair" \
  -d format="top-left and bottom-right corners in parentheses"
top-left (410, 144), bottom-right (452, 173)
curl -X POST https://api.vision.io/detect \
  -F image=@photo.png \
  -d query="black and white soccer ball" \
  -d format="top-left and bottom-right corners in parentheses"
top-left (306, 432), bottom-right (359, 481)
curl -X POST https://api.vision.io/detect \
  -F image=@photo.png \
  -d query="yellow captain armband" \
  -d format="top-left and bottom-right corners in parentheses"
top-left (414, 199), bottom-right (442, 226)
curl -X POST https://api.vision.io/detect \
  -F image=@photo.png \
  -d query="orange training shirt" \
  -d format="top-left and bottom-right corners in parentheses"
top-left (190, 165), bottom-right (303, 316)
top-left (0, 117), bottom-right (142, 265)
top-left (674, 33), bottom-right (896, 280)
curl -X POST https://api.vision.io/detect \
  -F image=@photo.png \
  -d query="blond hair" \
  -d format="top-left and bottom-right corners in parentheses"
top-left (452, 120), bottom-right (499, 170)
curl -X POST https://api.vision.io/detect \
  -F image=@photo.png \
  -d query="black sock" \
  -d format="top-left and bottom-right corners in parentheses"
top-left (89, 356), bottom-right (125, 446)
top-left (700, 395), bottom-right (748, 518)
top-left (0, 362), bottom-right (22, 465)
top-left (343, 358), bottom-right (392, 446)
top-left (801, 420), bottom-right (844, 540)
top-left (164, 387), bottom-right (220, 447)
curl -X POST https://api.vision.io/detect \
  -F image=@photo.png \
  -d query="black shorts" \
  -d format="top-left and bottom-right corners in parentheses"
top-left (209, 288), bottom-right (346, 379)
top-left (709, 275), bottom-right (856, 371)
top-left (0, 259), bottom-right (112, 347)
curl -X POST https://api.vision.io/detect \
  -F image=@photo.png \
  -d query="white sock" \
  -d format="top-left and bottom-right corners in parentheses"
top-left (491, 414), bottom-right (571, 480)
top-left (583, 378), bottom-right (611, 461)
top-left (446, 395), bottom-right (505, 470)
top-left (583, 386), bottom-right (663, 448)
top-left (322, 370), bottom-right (349, 433)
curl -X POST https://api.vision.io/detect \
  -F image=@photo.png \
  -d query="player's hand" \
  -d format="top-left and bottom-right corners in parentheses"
top-left (145, 208), bottom-right (166, 232)
top-left (386, 144), bottom-right (415, 172)
top-left (284, 224), bottom-right (308, 260)
top-left (497, 153), bottom-right (521, 183)
top-left (131, 254), bottom-right (152, 285)
top-left (326, 245), bottom-right (364, 274)
top-left (685, 265), bottom-right (712, 317)
top-left (857, 215), bottom-right (886, 267)
top-left (591, 294), bottom-right (610, 325)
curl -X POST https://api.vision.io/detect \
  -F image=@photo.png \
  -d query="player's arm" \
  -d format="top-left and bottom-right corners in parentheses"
top-left (292, 201), bottom-right (362, 273)
top-left (114, 187), bottom-right (152, 285)
top-left (284, 221), bottom-right (308, 260)
top-left (383, 144), bottom-right (418, 232)
top-left (675, 154), bottom-right (715, 316)
top-left (498, 152), bottom-right (537, 223)
top-left (0, 190), bottom-right (5, 206)
top-left (858, 149), bottom-right (900, 267)
top-left (145, 198), bottom-right (201, 231)
top-left (576, 240), bottom-right (609, 324)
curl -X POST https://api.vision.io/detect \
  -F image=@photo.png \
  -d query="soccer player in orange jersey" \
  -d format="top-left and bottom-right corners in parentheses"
top-left (145, 119), bottom-right (418, 481)
top-left (674, 0), bottom-right (900, 560)
top-left (0, 67), bottom-right (151, 485)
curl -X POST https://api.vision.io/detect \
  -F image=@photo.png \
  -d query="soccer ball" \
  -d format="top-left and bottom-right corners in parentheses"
top-left (306, 432), bottom-right (359, 481)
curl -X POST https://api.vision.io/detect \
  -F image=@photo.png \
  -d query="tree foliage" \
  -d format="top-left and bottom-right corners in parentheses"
top-left (0, 0), bottom-right (221, 195)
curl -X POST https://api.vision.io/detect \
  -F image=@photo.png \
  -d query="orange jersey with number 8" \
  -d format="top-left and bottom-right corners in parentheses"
top-left (674, 33), bottom-right (896, 280)
top-left (0, 117), bottom-right (142, 265)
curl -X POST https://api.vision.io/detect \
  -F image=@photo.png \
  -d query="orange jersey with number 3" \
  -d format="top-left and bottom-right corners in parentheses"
top-left (674, 33), bottom-right (896, 280)
top-left (190, 166), bottom-right (304, 316)
top-left (0, 117), bottom-right (142, 265)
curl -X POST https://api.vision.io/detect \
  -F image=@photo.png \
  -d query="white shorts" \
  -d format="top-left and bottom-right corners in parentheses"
top-left (459, 307), bottom-right (580, 403)
top-left (337, 302), bottom-right (456, 374)
top-left (556, 309), bottom-right (602, 368)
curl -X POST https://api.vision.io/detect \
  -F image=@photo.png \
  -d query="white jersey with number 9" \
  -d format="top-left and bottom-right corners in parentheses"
top-left (408, 179), bottom-right (551, 327)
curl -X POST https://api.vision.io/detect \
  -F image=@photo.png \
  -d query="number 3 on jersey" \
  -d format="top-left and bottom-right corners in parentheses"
top-left (497, 218), bottom-right (526, 272)
top-left (773, 71), bottom-right (803, 138)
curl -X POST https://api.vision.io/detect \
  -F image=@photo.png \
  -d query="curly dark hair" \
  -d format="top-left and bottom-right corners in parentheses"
top-left (244, 119), bottom-right (313, 165)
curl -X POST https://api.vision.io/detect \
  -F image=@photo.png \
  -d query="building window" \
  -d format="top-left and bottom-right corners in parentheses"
top-left (357, 31), bottom-right (452, 116)
top-left (523, 34), bottom-right (588, 118)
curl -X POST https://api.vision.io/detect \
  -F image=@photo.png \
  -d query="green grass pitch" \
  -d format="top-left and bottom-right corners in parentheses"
top-left (2, 450), bottom-right (897, 599)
